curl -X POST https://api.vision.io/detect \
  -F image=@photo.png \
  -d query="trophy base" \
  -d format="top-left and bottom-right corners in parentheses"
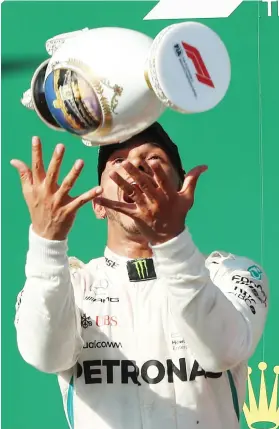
top-left (146, 22), bottom-right (231, 114)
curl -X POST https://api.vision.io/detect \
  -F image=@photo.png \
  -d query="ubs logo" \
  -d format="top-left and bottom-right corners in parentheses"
top-left (95, 315), bottom-right (118, 327)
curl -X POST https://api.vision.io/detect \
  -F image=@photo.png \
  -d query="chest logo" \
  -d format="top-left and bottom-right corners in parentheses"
top-left (127, 258), bottom-right (157, 282)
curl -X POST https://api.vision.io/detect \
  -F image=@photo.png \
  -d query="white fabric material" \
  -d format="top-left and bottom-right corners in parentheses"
top-left (15, 226), bottom-right (268, 429)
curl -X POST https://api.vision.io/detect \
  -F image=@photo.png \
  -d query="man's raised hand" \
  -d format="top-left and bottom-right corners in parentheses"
top-left (11, 136), bottom-right (102, 241)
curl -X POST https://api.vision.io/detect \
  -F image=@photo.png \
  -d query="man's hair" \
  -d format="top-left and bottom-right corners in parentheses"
top-left (97, 122), bottom-right (185, 184)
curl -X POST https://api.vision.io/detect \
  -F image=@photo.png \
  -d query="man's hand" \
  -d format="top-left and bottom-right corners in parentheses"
top-left (95, 161), bottom-right (207, 245)
top-left (11, 136), bottom-right (102, 241)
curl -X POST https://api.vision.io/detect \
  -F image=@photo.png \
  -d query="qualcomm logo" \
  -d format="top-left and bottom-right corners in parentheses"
top-left (243, 362), bottom-right (279, 428)
top-left (133, 260), bottom-right (149, 280)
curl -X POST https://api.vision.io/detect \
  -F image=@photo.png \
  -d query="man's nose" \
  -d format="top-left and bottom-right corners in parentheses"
top-left (130, 158), bottom-right (152, 176)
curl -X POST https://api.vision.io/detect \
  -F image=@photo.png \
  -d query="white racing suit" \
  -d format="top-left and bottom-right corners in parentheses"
top-left (15, 227), bottom-right (268, 429)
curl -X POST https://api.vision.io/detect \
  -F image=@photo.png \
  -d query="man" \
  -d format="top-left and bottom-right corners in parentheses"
top-left (13, 122), bottom-right (268, 429)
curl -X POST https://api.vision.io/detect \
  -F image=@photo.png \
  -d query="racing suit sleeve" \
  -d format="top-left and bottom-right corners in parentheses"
top-left (151, 228), bottom-right (268, 373)
top-left (14, 226), bottom-right (84, 373)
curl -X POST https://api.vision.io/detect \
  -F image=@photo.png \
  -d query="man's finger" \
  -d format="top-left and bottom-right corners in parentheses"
top-left (151, 162), bottom-right (175, 195)
top-left (66, 186), bottom-right (104, 212)
top-left (45, 144), bottom-right (65, 189)
top-left (140, 160), bottom-right (154, 178)
top-left (179, 165), bottom-right (208, 201)
top-left (31, 136), bottom-right (46, 183)
top-left (121, 161), bottom-right (158, 201)
top-left (10, 159), bottom-right (33, 187)
top-left (109, 171), bottom-right (146, 205)
top-left (94, 197), bottom-right (137, 217)
top-left (55, 159), bottom-right (84, 201)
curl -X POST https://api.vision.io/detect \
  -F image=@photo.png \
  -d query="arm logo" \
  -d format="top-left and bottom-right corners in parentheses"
top-left (181, 42), bottom-right (215, 88)
top-left (243, 362), bottom-right (279, 428)
top-left (247, 265), bottom-right (263, 281)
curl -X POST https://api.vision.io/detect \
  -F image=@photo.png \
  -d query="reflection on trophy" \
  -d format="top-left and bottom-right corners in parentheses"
top-left (50, 68), bottom-right (102, 134)
top-left (21, 23), bottom-right (231, 147)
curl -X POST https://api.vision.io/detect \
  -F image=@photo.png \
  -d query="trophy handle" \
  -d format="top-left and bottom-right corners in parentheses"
top-left (21, 89), bottom-right (34, 111)
top-left (45, 28), bottom-right (89, 56)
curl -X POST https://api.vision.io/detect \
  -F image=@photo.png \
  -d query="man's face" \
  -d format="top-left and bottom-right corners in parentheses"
top-left (95, 139), bottom-right (182, 234)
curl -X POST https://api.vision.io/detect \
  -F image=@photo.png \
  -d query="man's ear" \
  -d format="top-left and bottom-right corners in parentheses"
top-left (92, 200), bottom-right (107, 219)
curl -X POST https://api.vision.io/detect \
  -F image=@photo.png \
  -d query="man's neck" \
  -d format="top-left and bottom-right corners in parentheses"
top-left (106, 225), bottom-right (153, 259)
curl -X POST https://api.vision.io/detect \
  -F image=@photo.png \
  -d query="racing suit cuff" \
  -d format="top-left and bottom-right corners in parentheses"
top-left (151, 228), bottom-right (206, 280)
top-left (26, 225), bottom-right (69, 275)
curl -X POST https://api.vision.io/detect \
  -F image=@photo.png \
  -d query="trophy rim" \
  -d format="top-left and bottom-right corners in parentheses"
top-left (30, 59), bottom-right (66, 132)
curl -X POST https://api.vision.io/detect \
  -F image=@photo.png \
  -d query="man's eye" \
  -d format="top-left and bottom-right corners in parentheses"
top-left (113, 158), bottom-right (124, 164)
top-left (149, 155), bottom-right (161, 161)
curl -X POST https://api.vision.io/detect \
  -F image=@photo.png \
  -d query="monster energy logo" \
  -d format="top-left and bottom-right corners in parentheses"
top-left (127, 258), bottom-right (157, 282)
top-left (133, 260), bottom-right (148, 279)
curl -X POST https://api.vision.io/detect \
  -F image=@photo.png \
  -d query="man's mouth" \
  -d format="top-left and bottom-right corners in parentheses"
top-left (121, 182), bottom-right (140, 203)
top-left (123, 194), bottom-right (134, 204)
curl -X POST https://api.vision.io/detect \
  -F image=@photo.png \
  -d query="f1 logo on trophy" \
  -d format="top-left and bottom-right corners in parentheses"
top-left (21, 22), bottom-right (231, 147)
